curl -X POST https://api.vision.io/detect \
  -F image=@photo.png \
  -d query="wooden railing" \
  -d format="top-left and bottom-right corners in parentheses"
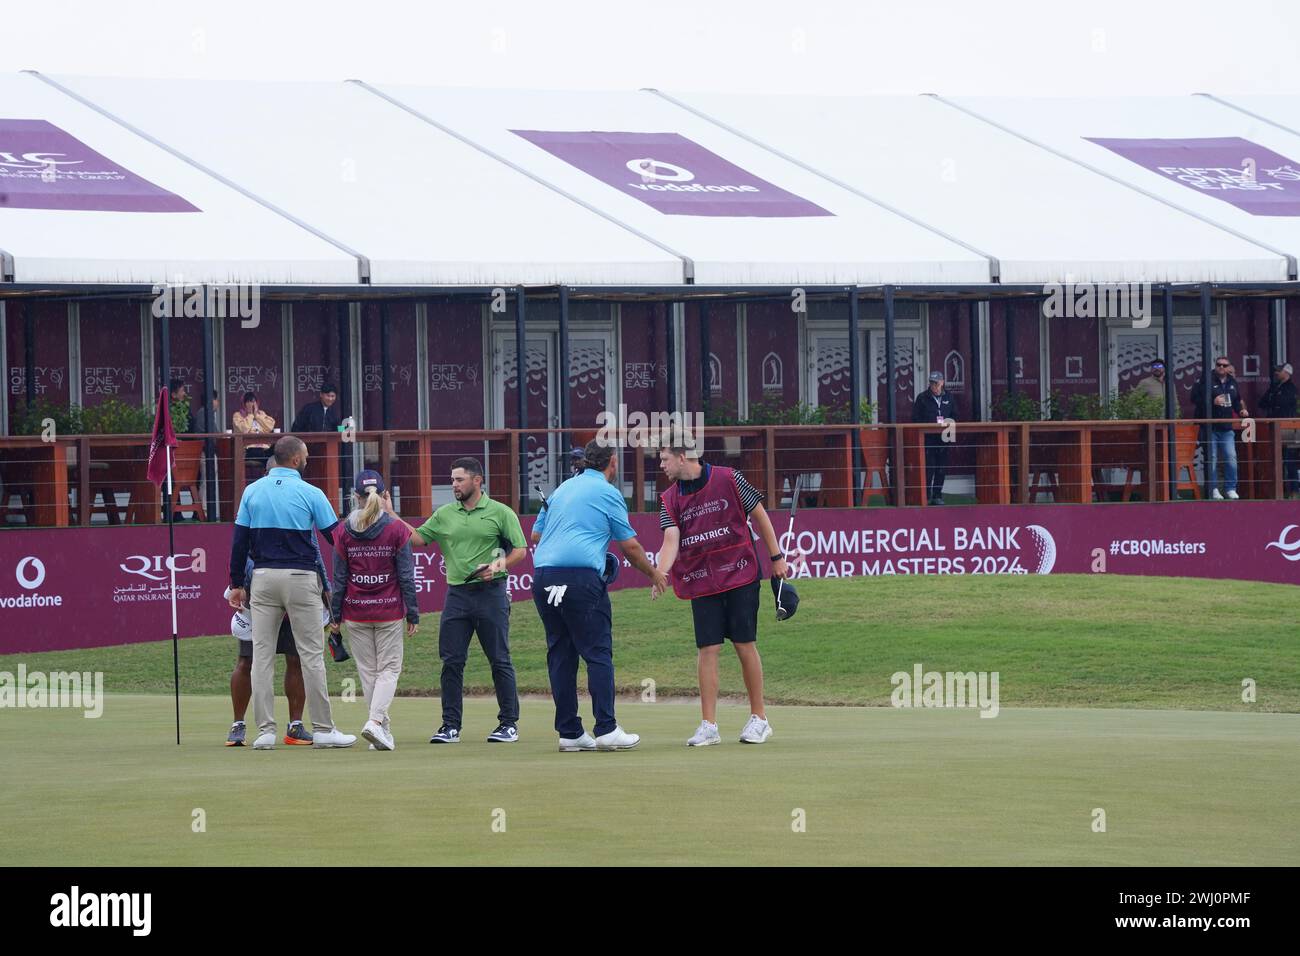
top-left (2, 419), bottom-right (1297, 527)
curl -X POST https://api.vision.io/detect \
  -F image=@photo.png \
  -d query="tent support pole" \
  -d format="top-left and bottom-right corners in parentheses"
top-left (1201, 284), bottom-right (1214, 500)
top-left (1162, 286), bottom-right (1177, 501)
top-left (380, 301), bottom-right (392, 430)
top-left (884, 285), bottom-right (897, 425)
top-left (515, 288), bottom-right (528, 510)
top-left (968, 300), bottom-right (982, 423)
top-left (848, 288), bottom-right (861, 506)
top-left (700, 301), bottom-right (711, 421)
top-left (558, 286), bottom-right (571, 436)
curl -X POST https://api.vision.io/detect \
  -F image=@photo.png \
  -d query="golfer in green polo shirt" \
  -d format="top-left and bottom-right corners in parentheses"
top-left (393, 457), bottom-right (528, 744)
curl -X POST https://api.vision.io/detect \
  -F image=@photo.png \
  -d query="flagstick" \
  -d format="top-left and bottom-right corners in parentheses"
top-left (167, 443), bottom-right (180, 745)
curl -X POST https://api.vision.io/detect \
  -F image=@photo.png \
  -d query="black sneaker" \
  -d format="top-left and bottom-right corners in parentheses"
top-left (429, 726), bottom-right (460, 744)
top-left (486, 723), bottom-right (519, 743)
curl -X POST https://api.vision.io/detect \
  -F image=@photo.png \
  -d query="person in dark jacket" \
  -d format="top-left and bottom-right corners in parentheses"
top-left (912, 371), bottom-right (957, 505)
top-left (1259, 363), bottom-right (1299, 495)
top-left (330, 470), bottom-right (419, 751)
top-left (1191, 358), bottom-right (1247, 499)
top-left (291, 384), bottom-right (342, 433)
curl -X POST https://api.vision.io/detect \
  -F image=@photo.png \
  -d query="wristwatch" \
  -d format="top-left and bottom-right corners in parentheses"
top-left (770, 552), bottom-right (784, 562)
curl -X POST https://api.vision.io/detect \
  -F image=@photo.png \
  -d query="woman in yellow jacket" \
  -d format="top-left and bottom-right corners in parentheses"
top-left (232, 391), bottom-right (276, 466)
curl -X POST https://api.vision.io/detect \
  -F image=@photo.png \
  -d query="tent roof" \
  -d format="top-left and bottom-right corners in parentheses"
top-left (4, 74), bottom-right (1300, 291)
top-left (48, 74), bottom-right (683, 286)
top-left (370, 85), bottom-right (991, 286)
top-left (948, 94), bottom-right (1300, 278)
top-left (662, 91), bottom-right (1289, 284)
top-left (0, 72), bottom-right (359, 285)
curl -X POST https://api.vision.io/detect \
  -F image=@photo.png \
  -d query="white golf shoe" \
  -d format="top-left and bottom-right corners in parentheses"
top-left (558, 732), bottom-right (597, 752)
top-left (739, 715), bottom-right (773, 744)
top-left (1226, 490), bottom-right (1240, 500)
top-left (311, 728), bottom-right (357, 748)
top-left (252, 732), bottom-right (276, 750)
top-left (362, 720), bottom-right (394, 751)
top-left (687, 720), bottom-right (722, 747)
top-left (1211, 488), bottom-right (1224, 500)
top-left (594, 726), bottom-right (640, 751)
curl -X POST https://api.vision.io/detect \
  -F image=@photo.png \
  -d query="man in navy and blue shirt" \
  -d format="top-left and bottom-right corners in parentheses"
top-left (531, 440), bottom-right (667, 752)
top-left (227, 435), bottom-right (355, 750)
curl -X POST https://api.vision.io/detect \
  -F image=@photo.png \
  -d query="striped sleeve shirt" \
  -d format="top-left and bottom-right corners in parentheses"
top-left (660, 465), bottom-right (764, 529)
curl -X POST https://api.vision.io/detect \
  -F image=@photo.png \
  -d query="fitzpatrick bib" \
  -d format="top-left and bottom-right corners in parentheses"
top-left (661, 465), bottom-right (759, 599)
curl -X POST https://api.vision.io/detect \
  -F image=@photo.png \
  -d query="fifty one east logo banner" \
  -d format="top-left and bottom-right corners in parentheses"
top-left (511, 129), bottom-right (833, 218)
top-left (0, 119), bottom-right (199, 212)
top-left (1088, 136), bottom-right (1300, 217)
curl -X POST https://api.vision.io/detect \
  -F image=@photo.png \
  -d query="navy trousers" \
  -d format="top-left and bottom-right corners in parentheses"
top-left (532, 567), bottom-right (616, 738)
top-left (438, 582), bottom-right (519, 730)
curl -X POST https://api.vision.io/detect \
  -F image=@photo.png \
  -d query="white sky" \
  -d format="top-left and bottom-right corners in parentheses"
top-left (1, 0), bottom-right (1298, 95)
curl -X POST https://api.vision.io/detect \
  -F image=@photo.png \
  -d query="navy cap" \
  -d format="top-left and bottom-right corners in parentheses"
top-left (602, 552), bottom-right (621, 585)
top-left (354, 469), bottom-right (386, 495)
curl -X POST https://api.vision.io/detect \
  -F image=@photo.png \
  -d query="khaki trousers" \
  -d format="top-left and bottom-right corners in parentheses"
top-left (250, 568), bottom-right (334, 735)
top-left (348, 618), bottom-right (405, 726)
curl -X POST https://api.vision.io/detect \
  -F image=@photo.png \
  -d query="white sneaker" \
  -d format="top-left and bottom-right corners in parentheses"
top-left (595, 726), bottom-right (640, 751)
top-left (1226, 490), bottom-right (1239, 500)
top-left (312, 728), bottom-right (357, 749)
top-left (1211, 488), bottom-right (1224, 500)
top-left (687, 720), bottom-right (722, 747)
top-left (739, 714), bottom-right (773, 744)
top-left (362, 720), bottom-right (395, 751)
top-left (253, 732), bottom-right (276, 750)
top-left (558, 732), bottom-right (597, 752)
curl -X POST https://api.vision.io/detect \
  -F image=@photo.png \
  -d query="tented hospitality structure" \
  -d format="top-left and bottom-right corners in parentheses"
top-left (6, 72), bottom-right (1300, 444)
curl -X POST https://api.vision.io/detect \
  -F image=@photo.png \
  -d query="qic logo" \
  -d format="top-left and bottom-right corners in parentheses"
top-left (1265, 524), bottom-right (1300, 561)
top-left (0, 151), bottom-right (82, 169)
top-left (119, 553), bottom-right (201, 581)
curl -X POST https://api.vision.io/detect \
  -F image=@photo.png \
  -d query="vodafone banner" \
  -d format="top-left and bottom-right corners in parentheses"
top-left (1, 501), bottom-right (1298, 654)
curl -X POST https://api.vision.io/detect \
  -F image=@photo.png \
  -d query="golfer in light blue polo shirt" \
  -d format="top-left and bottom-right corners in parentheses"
top-left (532, 441), bottom-right (666, 752)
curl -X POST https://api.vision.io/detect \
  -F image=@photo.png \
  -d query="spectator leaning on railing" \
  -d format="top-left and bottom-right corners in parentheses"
top-left (1259, 363), bottom-right (1299, 496)
top-left (1191, 357), bottom-right (1247, 500)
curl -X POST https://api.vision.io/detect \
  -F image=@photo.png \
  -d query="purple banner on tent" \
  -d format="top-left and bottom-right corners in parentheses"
top-left (1086, 136), bottom-right (1300, 217)
top-left (3, 502), bottom-right (1299, 654)
top-left (511, 129), bottom-right (832, 218)
top-left (0, 119), bottom-right (199, 213)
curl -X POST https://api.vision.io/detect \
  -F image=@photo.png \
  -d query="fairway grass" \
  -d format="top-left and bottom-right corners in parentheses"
top-left (2, 695), bottom-right (1297, 866)
top-left (6, 574), bottom-right (1300, 711)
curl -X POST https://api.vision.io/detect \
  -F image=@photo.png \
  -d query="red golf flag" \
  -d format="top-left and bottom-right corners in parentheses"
top-left (146, 387), bottom-right (178, 487)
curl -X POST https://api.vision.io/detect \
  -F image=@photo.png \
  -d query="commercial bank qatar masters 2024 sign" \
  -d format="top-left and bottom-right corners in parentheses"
top-left (4, 502), bottom-right (1300, 654)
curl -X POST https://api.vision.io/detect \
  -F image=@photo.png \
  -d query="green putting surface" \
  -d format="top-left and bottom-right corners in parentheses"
top-left (2, 696), bottom-right (1296, 866)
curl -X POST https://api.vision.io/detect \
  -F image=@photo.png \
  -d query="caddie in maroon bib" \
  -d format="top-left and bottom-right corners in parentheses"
top-left (661, 464), bottom-right (760, 599)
